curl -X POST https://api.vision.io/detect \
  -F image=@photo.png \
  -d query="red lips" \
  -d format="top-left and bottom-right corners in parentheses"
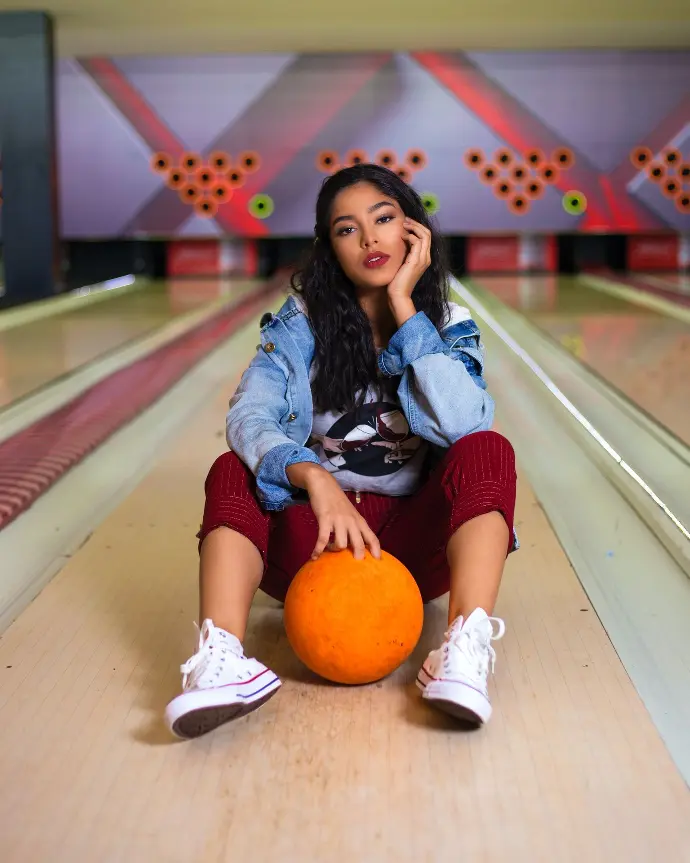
top-left (363, 253), bottom-right (390, 269)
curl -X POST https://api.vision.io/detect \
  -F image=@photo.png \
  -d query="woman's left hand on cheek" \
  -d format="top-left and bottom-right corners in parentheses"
top-left (387, 218), bottom-right (432, 302)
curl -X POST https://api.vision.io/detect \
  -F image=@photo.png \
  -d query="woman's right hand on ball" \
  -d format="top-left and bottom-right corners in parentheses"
top-left (287, 463), bottom-right (381, 561)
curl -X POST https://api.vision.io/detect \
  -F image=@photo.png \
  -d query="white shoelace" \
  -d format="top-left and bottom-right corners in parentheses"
top-left (444, 617), bottom-right (506, 679)
top-left (180, 621), bottom-right (246, 689)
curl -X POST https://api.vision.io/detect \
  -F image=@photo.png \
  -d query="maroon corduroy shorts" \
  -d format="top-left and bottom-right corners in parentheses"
top-left (198, 431), bottom-right (517, 603)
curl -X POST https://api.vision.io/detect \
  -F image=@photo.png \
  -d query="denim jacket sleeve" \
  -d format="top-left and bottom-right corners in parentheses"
top-left (226, 347), bottom-right (320, 509)
top-left (377, 305), bottom-right (494, 447)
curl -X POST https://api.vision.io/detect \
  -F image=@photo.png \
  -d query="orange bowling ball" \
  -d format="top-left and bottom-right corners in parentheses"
top-left (284, 549), bottom-right (424, 685)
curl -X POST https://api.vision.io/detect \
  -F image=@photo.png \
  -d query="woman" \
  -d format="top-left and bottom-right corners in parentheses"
top-left (165, 164), bottom-right (517, 740)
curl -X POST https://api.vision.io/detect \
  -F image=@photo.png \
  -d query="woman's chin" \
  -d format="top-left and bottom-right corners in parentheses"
top-left (355, 268), bottom-right (394, 291)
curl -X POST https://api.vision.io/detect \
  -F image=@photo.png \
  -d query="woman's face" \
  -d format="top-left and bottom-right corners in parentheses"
top-left (328, 181), bottom-right (409, 290)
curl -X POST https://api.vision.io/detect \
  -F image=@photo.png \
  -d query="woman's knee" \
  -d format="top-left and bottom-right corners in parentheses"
top-left (447, 430), bottom-right (515, 468)
top-left (204, 450), bottom-right (251, 492)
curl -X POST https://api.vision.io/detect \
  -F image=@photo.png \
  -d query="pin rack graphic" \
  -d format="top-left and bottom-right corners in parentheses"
top-left (630, 147), bottom-right (690, 214)
top-left (150, 150), bottom-right (266, 219)
top-left (316, 149), bottom-right (428, 184)
top-left (464, 147), bottom-right (583, 216)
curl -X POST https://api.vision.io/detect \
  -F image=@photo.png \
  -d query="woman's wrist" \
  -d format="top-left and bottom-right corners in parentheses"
top-left (286, 461), bottom-right (332, 492)
top-left (387, 296), bottom-right (417, 329)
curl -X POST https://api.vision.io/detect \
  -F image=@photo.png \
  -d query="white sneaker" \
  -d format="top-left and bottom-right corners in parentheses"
top-left (417, 609), bottom-right (505, 725)
top-left (165, 619), bottom-right (281, 739)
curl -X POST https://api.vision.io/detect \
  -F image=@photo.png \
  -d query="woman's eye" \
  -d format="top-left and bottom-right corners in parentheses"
top-left (336, 225), bottom-right (355, 236)
top-left (377, 214), bottom-right (394, 224)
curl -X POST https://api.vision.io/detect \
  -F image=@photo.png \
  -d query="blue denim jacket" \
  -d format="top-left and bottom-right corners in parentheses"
top-left (226, 282), bottom-right (504, 499)
top-left (226, 285), bottom-right (520, 552)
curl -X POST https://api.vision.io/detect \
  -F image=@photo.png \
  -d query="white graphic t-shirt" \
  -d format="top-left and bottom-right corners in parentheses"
top-left (309, 379), bottom-right (428, 497)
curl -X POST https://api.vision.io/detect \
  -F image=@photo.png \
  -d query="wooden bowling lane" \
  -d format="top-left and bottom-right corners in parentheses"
top-left (475, 274), bottom-right (690, 446)
top-left (0, 278), bottom-right (258, 410)
top-left (0, 378), bottom-right (688, 863)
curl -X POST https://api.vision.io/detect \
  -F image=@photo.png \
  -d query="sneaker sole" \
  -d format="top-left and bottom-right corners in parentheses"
top-left (416, 668), bottom-right (491, 726)
top-left (166, 674), bottom-right (282, 740)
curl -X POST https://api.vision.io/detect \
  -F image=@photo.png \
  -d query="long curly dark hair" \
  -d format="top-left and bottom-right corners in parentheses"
top-left (291, 164), bottom-right (449, 414)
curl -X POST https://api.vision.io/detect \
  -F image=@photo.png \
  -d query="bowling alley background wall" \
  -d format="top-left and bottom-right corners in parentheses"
top-left (1, 51), bottom-right (689, 258)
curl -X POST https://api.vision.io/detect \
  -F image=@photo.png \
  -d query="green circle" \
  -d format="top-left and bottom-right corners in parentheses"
top-left (563, 190), bottom-right (587, 215)
top-left (421, 192), bottom-right (439, 216)
top-left (249, 194), bottom-right (275, 219)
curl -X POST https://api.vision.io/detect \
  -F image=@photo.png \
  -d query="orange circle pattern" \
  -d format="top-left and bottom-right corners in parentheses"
top-left (149, 143), bottom-right (689, 221)
top-left (238, 151), bottom-right (261, 173)
top-left (663, 148), bottom-right (681, 167)
top-left (316, 151), bottom-right (339, 173)
top-left (629, 144), bottom-right (690, 212)
top-left (553, 148), bottom-right (574, 169)
top-left (480, 164), bottom-right (499, 184)
top-left (540, 164), bottom-right (559, 184)
top-left (195, 198), bottom-right (218, 218)
top-left (631, 147), bottom-right (653, 169)
top-left (166, 169), bottom-right (186, 190)
top-left (209, 151), bottom-right (230, 171)
top-left (227, 168), bottom-right (246, 189)
top-left (344, 149), bottom-right (368, 167)
top-left (212, 182), bottom-right (232, 202)
top-left (663, 179), bottom-right (680, 199)
top-left (509, 194), bottom-right (529, 215)
top-left (648, 163), bottom-right (666, 183)
top-left (511, 164), bottom-right (528, 182)
top-left (376, 150), bottom-right (397, 168)
top-left (463, 145), bottom-right (576, 215)
top-left (465, 149), bottom-right (484, 170)
top-left (315, 149), bottom-right (430, 176)
top-left (526, 179), bottom-right (544, 199)
top-left (178, 184), bottom-right (201, 204)
top-left (526, 149), bottom-right (544, 168)
top-left (406, 149), bottom-right (427, 170)
top-left (151, 152), bottom-right (171, 173)
top-left (195, 167), bottom-right (215, 189)
top-left (149, 151), bottom-right (262, 217)
top-left (495, 148), bottom-right (513, 167)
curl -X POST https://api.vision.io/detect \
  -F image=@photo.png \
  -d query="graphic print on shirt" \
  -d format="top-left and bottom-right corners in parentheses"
top-left (314, 402), bottom-right (422, 477)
